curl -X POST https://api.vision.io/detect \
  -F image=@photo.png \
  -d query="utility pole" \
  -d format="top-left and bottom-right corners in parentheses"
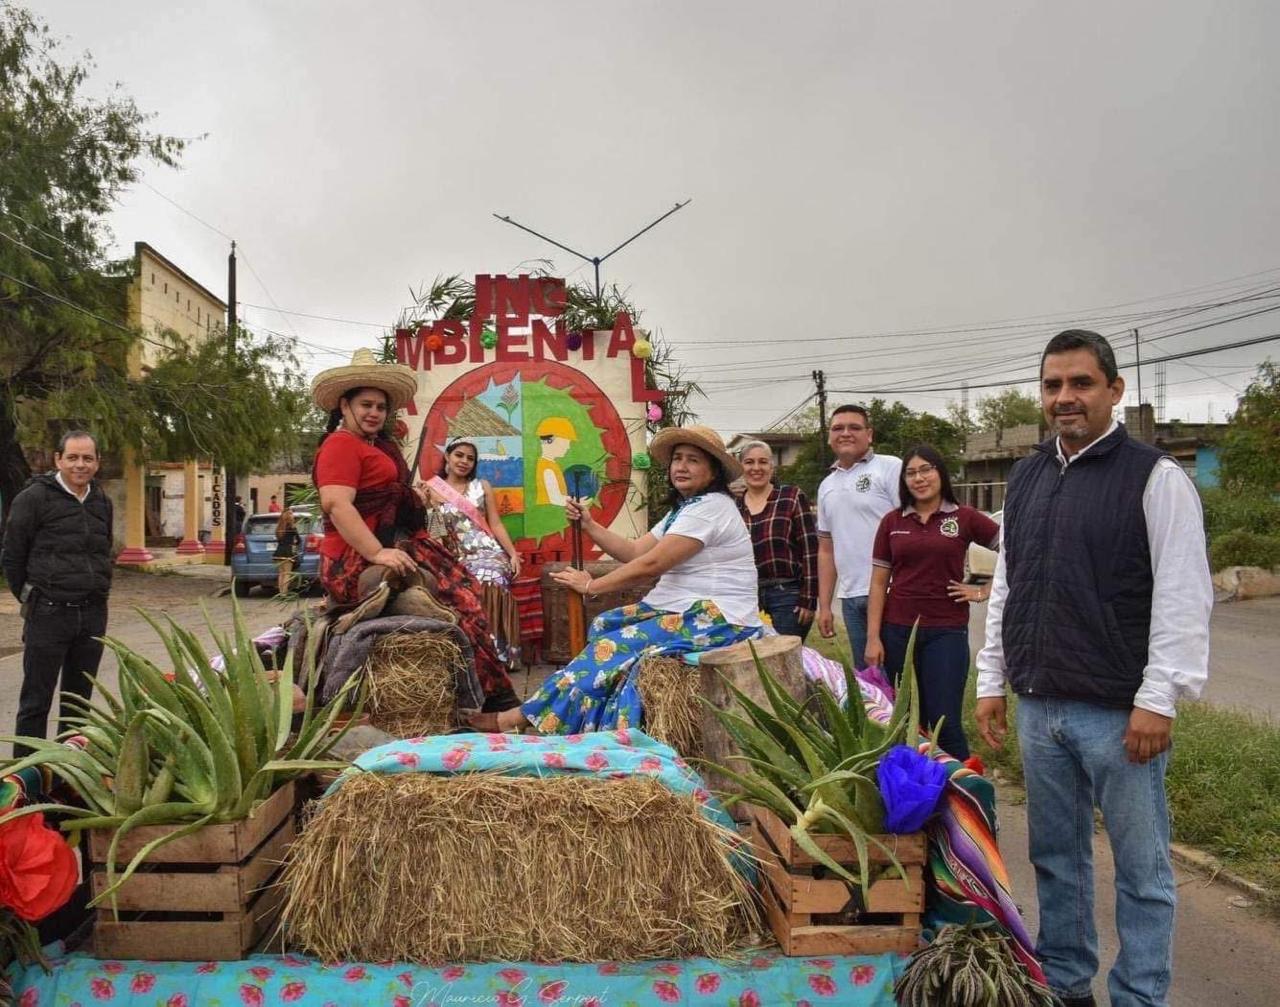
top-left (1133, 327), bottom-right (1143, 405)
top-left (222, 241), bottom-right (237, 565)
top-left (492, 201), bottom-right (691, 300)
top-left (812, 369), bottom-right (828, 466)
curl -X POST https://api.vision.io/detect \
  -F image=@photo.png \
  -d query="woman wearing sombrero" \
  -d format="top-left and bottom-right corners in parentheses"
top-left (468, 425), bottom-right (763, 735)
top-left (310, 349), bottom-right (519, 711)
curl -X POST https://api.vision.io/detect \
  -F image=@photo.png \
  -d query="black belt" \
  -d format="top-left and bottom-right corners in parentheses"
top-left (39, 596), bottom-right (104, 609)
top-left (758, 578), bottom-right (801, 588)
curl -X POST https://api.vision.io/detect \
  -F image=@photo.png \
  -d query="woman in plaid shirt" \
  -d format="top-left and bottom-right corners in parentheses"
top-left (737, 441), bottom-right (819, 640)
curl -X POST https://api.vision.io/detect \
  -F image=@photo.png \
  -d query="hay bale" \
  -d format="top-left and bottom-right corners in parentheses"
top-left (364, 632), bottom-right (465, 737)
top-left (636, 656), bottom-right (703, 759)
top-left (280, 773), bottom-right (754, 964)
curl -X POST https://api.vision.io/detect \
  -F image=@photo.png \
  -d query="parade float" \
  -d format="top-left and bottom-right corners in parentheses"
top-left (0, 274), bottom-right (1052, 1006)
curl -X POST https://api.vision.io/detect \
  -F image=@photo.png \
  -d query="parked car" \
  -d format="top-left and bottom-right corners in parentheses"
top-left (965, 510), bottom-right (1003, 582)
top-left (230, 510), bottom-right (324, 595)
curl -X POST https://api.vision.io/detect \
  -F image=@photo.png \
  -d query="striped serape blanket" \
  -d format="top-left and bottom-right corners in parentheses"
top-left (843, 661), bottom-right (1045, 985)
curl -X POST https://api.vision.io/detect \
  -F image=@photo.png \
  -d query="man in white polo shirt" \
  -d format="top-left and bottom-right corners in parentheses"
top-left (815, 404), bottom-right (901, 667)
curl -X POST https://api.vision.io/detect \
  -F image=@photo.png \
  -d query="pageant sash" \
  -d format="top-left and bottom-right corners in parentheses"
top-left (426, 476), bottom-right (495, 539)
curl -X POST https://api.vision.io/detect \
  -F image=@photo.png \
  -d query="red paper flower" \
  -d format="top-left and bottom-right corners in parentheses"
top-left (739, 992), bottom-right (760, 1007)
top-left (247, 966), bottom-right (273, 983)
top-left (538, 980), bottom-right (566, 1003)
top-left (0, 813), bottom-right (79, 922)
top-left (167, 996), bottom-right (188, 1007)
top-left (653, 980), bottom-right (681, 1003)
top-left (18, 988), bottom-right (38, 1007)
top-left (695, 973), bottom-right (721, 993)
top-left (498, 968), bottom-right (526, 984)
top-left (89, 977), bottom-right (115, 1001)
top-left (281, 981), bottom-right (307, 1002)
top-left (441, 966), bottom-right (465, 981)
top-left (850, 964), bottom-right (877, 985)
top-left (238, 984), bottom-right (263, 1007)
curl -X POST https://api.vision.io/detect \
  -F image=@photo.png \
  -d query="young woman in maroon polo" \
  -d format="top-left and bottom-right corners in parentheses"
top-left (865, 444), bottom-right (999, 759)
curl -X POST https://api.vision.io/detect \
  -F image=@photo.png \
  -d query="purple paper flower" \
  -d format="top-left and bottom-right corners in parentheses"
top-left (877, 744), bottom-right (947, 833)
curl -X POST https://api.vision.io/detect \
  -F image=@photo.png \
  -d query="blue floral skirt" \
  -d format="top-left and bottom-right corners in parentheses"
top-left (521, 600), bottom-right (761, 734)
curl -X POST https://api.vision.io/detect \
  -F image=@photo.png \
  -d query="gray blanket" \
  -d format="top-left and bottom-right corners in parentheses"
top-left (315, 615), bottom-right (485, 709)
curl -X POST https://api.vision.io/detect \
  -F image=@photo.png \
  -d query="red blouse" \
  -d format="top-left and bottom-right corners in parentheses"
top-left (313, 431), bottom-right (400, 559)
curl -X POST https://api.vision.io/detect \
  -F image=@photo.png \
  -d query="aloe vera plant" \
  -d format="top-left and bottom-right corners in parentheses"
top-left (0, 600), bottom-right (359, 907)
top-left (698, 627), bottom-right (923, 901)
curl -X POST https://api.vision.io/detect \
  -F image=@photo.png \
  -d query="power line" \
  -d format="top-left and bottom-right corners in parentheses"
top-left (239, 301), bottom-right (388, 328)
top-left (139, 180), bottom-right (235, 242)
top-left (826, 331), bottom-right (1280, 397)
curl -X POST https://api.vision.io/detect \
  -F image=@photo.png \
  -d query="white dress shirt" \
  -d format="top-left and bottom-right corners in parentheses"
top-left (975, 420), bottom-right (1213, 718)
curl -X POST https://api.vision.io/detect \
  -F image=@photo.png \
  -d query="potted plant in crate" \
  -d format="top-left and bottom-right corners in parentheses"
top-left (0, 602), bottom-right (358, 910)
top-left (698, 632), bottom-right (957, 956)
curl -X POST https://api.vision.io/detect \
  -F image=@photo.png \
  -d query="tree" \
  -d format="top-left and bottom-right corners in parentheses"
top-left (973, 388), bottom-right (1042, 432)
top-left (0, 6), bottom-right (307, 520)
top-left (1217, 360), bottom-right (1280, 494)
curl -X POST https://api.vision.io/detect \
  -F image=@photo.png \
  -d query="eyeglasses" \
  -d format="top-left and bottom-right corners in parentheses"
top-left (904, 463), bottom-right (937, 479)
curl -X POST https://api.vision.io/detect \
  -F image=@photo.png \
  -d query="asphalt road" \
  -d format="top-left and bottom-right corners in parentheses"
top-left (996, 786), bottom-right (1280, 1006)
top-left (968, 594), bottom-right (1280, 721)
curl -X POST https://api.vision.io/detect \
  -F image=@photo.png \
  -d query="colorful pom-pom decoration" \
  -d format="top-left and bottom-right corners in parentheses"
top-left (631, 451), bottom-right (652, 471)
top-left (481, 328), bottom-right (498, 349)
top-left (632, 338), bottom-right (653, 360)
top-left (426, 333), bottom-right (444, 352)
top-left (566, 330), bottom-right (584, 351)
top-left (646, 403), bottom-right (664, 422)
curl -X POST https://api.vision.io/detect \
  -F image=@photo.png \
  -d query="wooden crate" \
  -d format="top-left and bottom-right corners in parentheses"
top-left (89, 780), bottom-right (298, 961)
top-left (749, 803), bottom-right (926, 956)
top-left (539, 561), bottom-right (656, 663)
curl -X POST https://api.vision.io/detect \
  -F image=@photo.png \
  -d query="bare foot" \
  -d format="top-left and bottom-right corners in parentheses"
top-left (464, 709), bottom-right (531, 733)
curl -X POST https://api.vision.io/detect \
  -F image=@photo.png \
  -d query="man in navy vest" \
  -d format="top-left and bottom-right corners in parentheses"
top-left (975, 330), bottom-right (1212, 1007)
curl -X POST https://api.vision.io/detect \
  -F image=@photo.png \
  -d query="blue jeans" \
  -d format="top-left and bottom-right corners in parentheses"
top-left (760, 581), bottom-right (812, 642)
top-left (881, 622), bottom-right (971, 759)
top-left (840, 595), bottom-right (868, 669)
top-left (1017, 697), bottom-right (1175, 1007)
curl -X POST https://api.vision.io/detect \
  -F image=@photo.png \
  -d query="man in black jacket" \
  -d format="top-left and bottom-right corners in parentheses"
top-left (1, 431), bottom-right (114, 755)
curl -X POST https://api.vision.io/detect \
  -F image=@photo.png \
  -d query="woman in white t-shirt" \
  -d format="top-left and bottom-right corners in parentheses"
top-left (468, 425), bottom-right (763, 735)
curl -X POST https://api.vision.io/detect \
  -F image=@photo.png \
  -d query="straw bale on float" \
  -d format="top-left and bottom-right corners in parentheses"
top-left (362, 632), bottom-right (465, 737)
top-left (635, 655), bottom-right (704, 759)
top-left (279, 772), bottom-right (754, 964)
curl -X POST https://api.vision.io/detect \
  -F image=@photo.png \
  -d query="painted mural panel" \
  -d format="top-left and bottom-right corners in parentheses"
top-left (396, 275), bottom-right (660, 570)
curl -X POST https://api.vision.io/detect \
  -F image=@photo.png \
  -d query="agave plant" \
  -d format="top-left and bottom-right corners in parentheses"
top-left (0, 600), bottom-right (359, 907)
top-left (698, 629), bottom-right (923, 901)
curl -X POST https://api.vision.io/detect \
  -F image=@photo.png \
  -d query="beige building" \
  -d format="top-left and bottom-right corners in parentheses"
top-left (112, 243), bottom-right (227, 564)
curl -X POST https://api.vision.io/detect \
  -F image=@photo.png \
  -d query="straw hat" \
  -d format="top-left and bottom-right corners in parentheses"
top-left (649, 425), bottom-right (743, 481)
top-left (311, 348), bottom-right (419, 412)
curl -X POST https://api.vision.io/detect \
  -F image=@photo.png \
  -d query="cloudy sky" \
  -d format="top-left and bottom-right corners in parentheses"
top-left (40, 0), bottom-right (1280, 433)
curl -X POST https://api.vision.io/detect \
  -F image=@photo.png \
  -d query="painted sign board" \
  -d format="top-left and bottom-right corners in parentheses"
top-left (396, 274), bottom-right (662, 571)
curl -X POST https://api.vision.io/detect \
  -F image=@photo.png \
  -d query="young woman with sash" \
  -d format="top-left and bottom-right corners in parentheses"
top-left (309, 350), bottom-right (519, 712)
top-left (423, 440), bottom-right (524, 667)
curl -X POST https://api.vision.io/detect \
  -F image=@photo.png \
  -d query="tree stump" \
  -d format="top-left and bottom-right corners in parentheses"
top-left (698, 635), bottom-right (808, 820)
